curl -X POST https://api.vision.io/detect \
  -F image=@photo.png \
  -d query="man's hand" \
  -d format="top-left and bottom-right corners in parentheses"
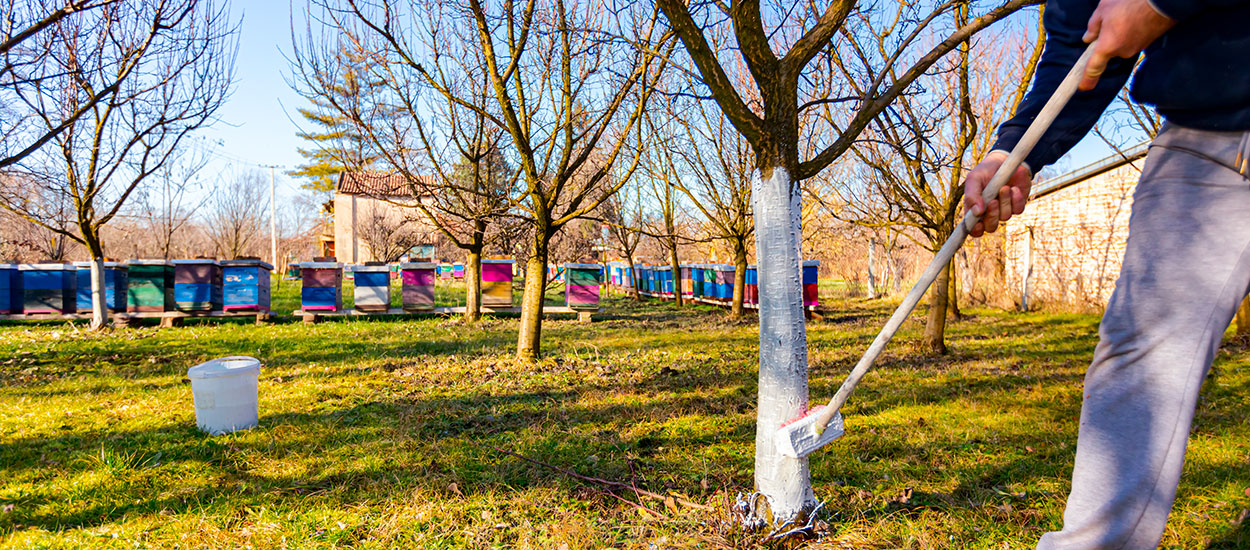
top-left (963, 151), bottom-right (1033, 238)
top-left (1080, 0), bottom-right (1176, 91)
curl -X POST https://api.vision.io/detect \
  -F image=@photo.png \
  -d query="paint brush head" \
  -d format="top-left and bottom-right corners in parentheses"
top-left (776, 407), bottom-right (844, 458)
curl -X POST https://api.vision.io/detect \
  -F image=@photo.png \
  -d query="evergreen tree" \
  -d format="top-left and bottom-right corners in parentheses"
top-left (288, 51), bottom-right (383, 199)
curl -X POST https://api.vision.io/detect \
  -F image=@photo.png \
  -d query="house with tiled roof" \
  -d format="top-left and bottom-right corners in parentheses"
top-left (330, 172), bottom-right (439, 263)
top-left (1003, 142), bottom-right (1149, 310)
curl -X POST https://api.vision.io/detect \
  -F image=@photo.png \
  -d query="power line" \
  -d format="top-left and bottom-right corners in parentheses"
top-left (187, 135), bottom-right (287, 171)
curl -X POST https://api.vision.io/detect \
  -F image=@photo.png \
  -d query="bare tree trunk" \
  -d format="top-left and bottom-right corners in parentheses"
top-left (885, 246), bottom-right (900, 295)
top-left (465, 247), bottom-right (482, 322)
top-left (751, 166), bottom-right (815, 524)
top-left (893, 255), bottom-right (903, 294)
top-left (867, 236), bottom-right (878, 298)
top-left (1236, 295), bottom-right (1250, 341)
top-left (668, 241), bottom-right (682, 306)
top-left (946, 257), bottom-right (961, 320)
top-left (464, 220), bottom-right (487, 322)
top-left (732, 239), bottom-right (747, 318)
top-left (625, 250), bottom-right (640, 301)
top-left (925, 261), bottom-right (951, 354)
top-left (517, 229), bottom-right (551, 360)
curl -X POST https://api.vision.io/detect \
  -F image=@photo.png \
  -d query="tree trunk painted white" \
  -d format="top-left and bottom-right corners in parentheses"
top-left (90, 256), bottom-right (109, 329)
top-left (750, 167), bottom-right (815, 524)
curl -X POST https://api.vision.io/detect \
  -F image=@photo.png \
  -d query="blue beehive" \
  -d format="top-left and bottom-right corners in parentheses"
top-left (299, 262), bottom-right (343, 312)
top-left (221, 260), bottom-right (273, 312)
top-left (745, 265), bottom-right (758, 306)
top-left (0, 264), bottom-right (21, 314)
top-left (74, 262), bottom-right (128, 312)
top-left (656, 265), bottom-right (672, 297)
top-left (717, 264), bottom-right (736, 301)
top-left (351, 265), bottom-right (391, 312)
top-left (173, 259), bottom-right (223, 312)
top-left (20, 264), bottom-right (76, 314)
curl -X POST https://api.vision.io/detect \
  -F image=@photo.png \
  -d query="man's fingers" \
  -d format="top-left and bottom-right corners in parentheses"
top-left (1080, 7), bottom-right (1109, 92)
top-left (984, 199), bottom-right (1000, 234)
top-left (964, 175), bottom-right (986, 216)
top-left (998, 186), bottom-right (1013, 223)
top-left (971, 222), bottom-right (984, 238)
top-left (1079, 52), bottom-right (1109, 91)
top-left (1011, 186), bottom-right (1027, 215)
top-left (1083, 9), bottom-right (1103, 43)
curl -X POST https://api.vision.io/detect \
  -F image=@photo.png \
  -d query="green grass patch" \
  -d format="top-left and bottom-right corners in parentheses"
top-left (2, 291), bottom-right (1249, 548)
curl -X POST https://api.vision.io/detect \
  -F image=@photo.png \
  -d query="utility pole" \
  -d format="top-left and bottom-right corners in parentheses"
top-left (270, 166), bottom-right (277, 273)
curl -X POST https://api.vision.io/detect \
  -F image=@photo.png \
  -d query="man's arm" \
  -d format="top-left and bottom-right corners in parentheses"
top-left (992, 0), bottom-right (1139, 173)
top-left (1147, 0), bottom-right (1250, 22)
top-left (966, 0), bottom-right (1176, 237)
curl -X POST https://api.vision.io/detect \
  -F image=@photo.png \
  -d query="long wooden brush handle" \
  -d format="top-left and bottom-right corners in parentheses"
top-left (810, 42), bottom-right (1100, 433)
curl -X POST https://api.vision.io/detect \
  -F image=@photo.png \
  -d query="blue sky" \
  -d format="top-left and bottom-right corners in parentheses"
top-left (194, 2), bottom-right (309, 203)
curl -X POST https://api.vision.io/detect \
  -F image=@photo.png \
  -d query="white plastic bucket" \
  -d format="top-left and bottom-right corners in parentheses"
top-left (188, 356), bottom-right (261, 435)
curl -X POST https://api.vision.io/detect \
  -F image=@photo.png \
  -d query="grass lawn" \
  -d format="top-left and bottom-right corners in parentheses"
top-left (2, 279), bottom-right (1250, 548)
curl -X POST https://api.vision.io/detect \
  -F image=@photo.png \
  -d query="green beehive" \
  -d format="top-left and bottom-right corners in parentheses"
top-left (126, 260), bottom-right (175, 313)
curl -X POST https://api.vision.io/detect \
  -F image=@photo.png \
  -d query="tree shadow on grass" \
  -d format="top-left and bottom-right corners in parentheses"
top-left (5, 297), bottom-right (1248, 545)
top-left (1207, 519), bottom-right (1250, 549)
top-left (0, 343), bottom-right (1129, 537)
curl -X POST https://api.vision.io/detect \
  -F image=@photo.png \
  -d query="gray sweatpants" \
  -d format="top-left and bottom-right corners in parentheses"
top-left (1038, 123), bottom-right (1250, 549)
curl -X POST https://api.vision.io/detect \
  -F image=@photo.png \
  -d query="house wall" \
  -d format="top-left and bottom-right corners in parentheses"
top-left (332, 193), bottom-right (435, 264)
top-left (1003, 163), bottom-right (1140, 310)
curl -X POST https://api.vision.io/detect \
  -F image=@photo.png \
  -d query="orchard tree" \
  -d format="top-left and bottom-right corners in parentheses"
top-left (0, 0), bottom-right (122, 169)
top-left (322, 0), bottom-right (672, 358)
top-left (640, 110), bottom-right (687, 306)
top-left (600, 175), bottom-right (648, 300)
top-left (656, 0), bottom-right (1040, 528)
top-left (138, 146), bottom-right (212, 259)
top-left (839, 12), bottom-right (1045, 352)
top-left (207, 171), bottom-right (268, 260)
top-left (670, 93), bottom-right (755, 317)
top-left (0, 0), bottom-right (237, 329)
top-left (293, 1), bottom-right (523, 321)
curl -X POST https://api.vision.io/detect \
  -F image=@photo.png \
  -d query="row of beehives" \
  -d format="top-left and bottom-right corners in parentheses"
top-left (0, 260), bottom-right (272, 315)
top-left (297, 260), bottom-right (604, 313)
top-left (606, 261), bottom-right (820, 308)
top-left (288, 261), bottom-right (474, 280)
top-left (0, 259), bottom-right (606, 319)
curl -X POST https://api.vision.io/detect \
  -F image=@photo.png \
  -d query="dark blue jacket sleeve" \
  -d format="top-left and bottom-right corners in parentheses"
top-left (1150, 0), bottom-right (1250, 21)
top-left (991, 0), bottom-right (1137, 172)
